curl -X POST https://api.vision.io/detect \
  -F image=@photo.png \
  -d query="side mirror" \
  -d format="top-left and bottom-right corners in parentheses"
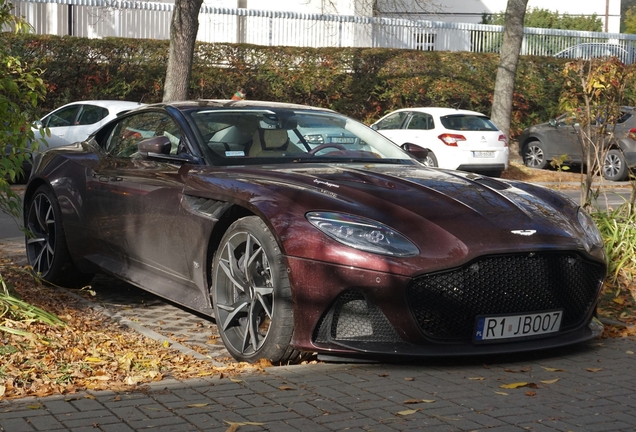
top-left (138, 136), bottom-right (171, 155)
top-left (401, 142), bottom-right (429, 160)
top-left (549, 119), bottom-right (557, 127)
top-left (371, 124), bottom-right (379, 131)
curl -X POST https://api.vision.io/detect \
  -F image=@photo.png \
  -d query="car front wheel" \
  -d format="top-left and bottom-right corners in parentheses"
top-left (603, 149), bottom-right (628, 181)
top-left (523, 140), bottom-right (548, 169)
top-left (211, 216), bottom-right (301, 364)
top-left (25, 185), bottom-right (94, 288)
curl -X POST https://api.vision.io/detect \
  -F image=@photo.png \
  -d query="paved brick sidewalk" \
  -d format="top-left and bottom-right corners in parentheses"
top-left (1, 337), bottom-right (636, 431)
top-left (3, 239), bottom-right (636, 431)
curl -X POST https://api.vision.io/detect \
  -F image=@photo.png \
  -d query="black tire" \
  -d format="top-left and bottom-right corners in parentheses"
top-left (25, 185), bottom-right (94, 288)
top-left (422, 150), bottom-right (438, 167)
top-left (603, 149), bottom-right (628, 181)
top-left (212, 216), bottom-right (301, 364)
top-left (522, 140), bottom-right (548, 170)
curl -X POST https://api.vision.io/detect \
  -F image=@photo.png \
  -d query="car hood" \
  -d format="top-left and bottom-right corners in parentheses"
top-left (190, 162), bottom-right (597, 274)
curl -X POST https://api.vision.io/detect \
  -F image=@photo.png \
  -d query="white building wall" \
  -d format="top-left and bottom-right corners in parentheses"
top-left (414, 0), bottom-right (622, 34)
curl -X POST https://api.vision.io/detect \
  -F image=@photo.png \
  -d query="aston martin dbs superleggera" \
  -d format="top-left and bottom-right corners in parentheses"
top-left (23, 100), bottom-right (606, 363)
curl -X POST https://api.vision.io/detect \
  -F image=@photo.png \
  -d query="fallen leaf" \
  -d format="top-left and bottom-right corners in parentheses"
top-left (494, 391), bottom-right (509, 395)
top-left (84, 357), bottom-right (102, 363)
top-left (540, 379), bottom-right (560, 384)
top-left (278, 385), bottom-right (295, 391)
top-left (613, 298), bottom-right (625, 305)
top-left (500, 382), bottom-right (528, 389)
top-left (525, 391), bottom-right (536, 396)
top-left (0, 385), bottom-right (5, 397)
top-left (627, 351), bottom-right (634, 355)
top-left (403, 399), bottom-right (435, 404)
top-left (541, 366), bottom-right (567, 372)
top-left (379, 373), bottom-right (389, 377)
top-left (230, 378), bottom-right (243, 383)
top-left (586, 368), bottom-right (603, 373)
top-left (188, 403), bottom-right (209, 408)
top-left (404, 377), bottom-right (414, 381)
top-left (162, 340), bottom-right (171, 348)
top-left (468, 377), bottom-right (485, 380)
top-left (397, 408), bottom-right (420, 416)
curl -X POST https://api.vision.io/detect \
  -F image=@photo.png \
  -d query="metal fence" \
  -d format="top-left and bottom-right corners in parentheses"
top-left (10, 0), bottom-right (636, 57)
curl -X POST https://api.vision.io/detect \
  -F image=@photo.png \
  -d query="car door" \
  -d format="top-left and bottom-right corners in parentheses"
top-left (64, 104), bottom-right (109, 144)
top-left (373, 111), bottom-right (410, 144)
top-left (84, 110), bottom-right (196, 291)
top-left (39, 104), bottom-right (82, 149)
top-left (549, 116), bottom-right (582, 163)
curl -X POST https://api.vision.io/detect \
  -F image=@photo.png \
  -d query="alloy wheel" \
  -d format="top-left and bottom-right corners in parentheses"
top-left (214, 231), bottom-right (274, 356)
top-left (26, 192), bottom-right (56, 276)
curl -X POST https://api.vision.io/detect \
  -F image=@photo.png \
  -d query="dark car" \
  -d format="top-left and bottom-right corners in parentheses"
top-left (519, 108), bottom-right (636, 181)
top-left (23, 100), bottom-right (606, 363)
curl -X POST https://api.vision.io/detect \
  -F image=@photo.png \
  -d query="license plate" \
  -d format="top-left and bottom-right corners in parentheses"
top-left (474, 310), bottom-right (562, 342)
top-left (472, 151), bottom-right (495, 158)
top-left (330, 137), bottom-right (355, 143)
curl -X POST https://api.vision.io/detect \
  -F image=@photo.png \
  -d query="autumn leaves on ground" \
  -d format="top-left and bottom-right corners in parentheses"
top-left (1, 162), bottom-right (635, 401)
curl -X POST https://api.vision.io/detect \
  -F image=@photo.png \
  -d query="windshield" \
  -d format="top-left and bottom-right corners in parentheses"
top-left (186, 108), bottom-right (416, 166)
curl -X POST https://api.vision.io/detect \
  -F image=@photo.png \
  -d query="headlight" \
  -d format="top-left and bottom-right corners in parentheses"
top-left (577, 208), bottom-right (603, 251)
top-left (306, 212), bottom-right (419, 257)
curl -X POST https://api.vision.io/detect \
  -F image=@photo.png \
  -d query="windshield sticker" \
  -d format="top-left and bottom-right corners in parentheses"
top-left (225, 151), bottom-right (245, 157)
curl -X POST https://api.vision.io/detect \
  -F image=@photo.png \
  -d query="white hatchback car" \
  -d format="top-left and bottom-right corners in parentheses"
top-left (371, 107), bottom-right (509, 177)
top-left (33, 100), bottom-right (145, 150)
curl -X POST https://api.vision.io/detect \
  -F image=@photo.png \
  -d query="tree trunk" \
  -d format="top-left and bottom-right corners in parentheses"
top-left (163, 0), bottom-right (203, 102)
top-left (490, 0), bottom-right (528, 139)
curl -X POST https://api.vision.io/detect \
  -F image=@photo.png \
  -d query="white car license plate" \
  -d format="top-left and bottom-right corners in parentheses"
top-left (472, 151), bottom-right (495, 158)
top-left (475, 310), bottom-right (562, 342)
top-left (330, 137), bottom-right (355, 143)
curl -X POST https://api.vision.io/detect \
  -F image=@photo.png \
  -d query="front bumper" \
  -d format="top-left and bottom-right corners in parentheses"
top-left (287, 251), bottom-right (605, 359)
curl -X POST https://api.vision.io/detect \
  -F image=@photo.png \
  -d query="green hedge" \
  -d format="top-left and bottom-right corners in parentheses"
top-left (0, 33), bottom-right (609, 137)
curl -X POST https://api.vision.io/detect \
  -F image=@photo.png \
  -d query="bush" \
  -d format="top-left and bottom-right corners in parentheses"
top-left (4, 33), bottom-right (629, 137)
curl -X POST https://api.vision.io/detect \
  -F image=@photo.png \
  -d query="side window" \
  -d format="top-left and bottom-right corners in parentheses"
top-left (43, 106), bottom-right (81, 128)
top-left (106, 112), bottom-right (183, 158)
top-left (77, 105), bottom-right (108, 125)
top-left (375, 112), bottom-right (408, 130)
top-left (406, 113), bottom-right (433, 130)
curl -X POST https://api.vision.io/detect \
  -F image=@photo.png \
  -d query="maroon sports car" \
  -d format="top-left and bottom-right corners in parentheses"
top-left (23, 100), bottom-right (606, 363)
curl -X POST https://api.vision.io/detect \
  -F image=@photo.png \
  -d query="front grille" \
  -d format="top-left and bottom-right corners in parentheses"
top-left (314, 290), bottom-right (402, 344)
top-left (406, 253), bottom-right (605, 341)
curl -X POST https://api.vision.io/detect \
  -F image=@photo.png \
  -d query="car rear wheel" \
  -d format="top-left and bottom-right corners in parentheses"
top-left (523, 140), bottom-right (548, 169)
top-left (422, 150), bottom-right (438, 167)
top-left (212, 216), bottom-right (301, 364)
top-left (25, 185), bottom-right (94, 288)
top-left (603, 149), bottom-right (628, 181)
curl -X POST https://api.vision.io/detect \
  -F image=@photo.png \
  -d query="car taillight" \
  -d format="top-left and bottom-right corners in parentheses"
top-left (498, 134), bottom-right (508, 146)
top-left (438, 133), bottom-right (466, 146)
top-left (629, 128), bottom-right (636, 141)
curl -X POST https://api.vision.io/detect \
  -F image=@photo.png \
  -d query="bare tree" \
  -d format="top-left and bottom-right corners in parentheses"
top-left (163, 0), bottom-right (203, 102)
top-left (490, 0), bottom-right (528, 139)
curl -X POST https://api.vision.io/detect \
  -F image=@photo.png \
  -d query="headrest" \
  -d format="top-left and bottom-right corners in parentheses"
top-left (262, 129), bottom-right (289, 149)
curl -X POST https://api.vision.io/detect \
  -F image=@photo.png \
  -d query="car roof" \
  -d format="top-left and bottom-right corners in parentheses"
top-left (56, 100), bottom-right (145, 110)
top-left (388, 107), bottom-right (489, 117)
top-left (153, 99), bottom-right (337, 113)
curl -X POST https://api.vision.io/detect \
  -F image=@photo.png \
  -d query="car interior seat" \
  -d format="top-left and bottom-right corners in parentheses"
top-left (249, 129), bottom-right (299, 157)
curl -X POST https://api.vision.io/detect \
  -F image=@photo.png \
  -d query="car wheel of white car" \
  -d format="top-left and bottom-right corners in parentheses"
top-left (212, 216), bottom-right (301, 364)
top-left (422, 151), bottom-right (438, 167)
top-left (523, 140), bottom-right (548, 170)
top-left (603, 149), bottom-right (628, 181)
